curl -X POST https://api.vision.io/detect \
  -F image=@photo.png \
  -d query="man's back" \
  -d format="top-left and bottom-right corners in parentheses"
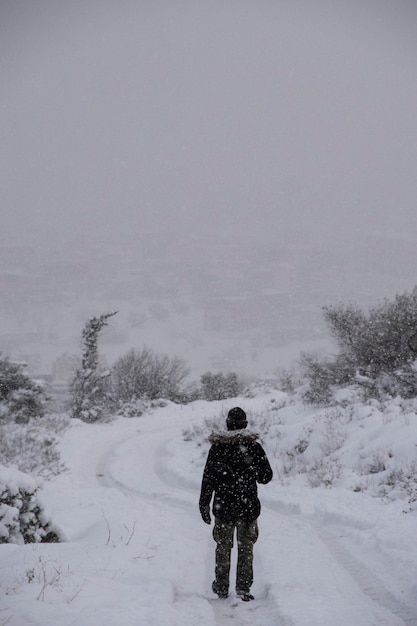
top-left (200, 430), bottom-right (273, 522)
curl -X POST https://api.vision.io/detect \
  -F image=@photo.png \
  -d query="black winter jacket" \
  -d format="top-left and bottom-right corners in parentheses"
top-left (199, 431), bottom-right (273, 523)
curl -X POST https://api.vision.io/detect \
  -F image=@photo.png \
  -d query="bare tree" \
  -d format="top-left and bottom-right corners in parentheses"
top-left (111, 347), bottom-right (189, 403)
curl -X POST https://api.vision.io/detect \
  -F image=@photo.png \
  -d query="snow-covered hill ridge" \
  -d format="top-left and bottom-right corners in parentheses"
top-left (1, 389), bottom-right (417, 624)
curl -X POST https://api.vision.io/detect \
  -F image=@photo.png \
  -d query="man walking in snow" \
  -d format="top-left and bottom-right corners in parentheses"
top-left (199, 407), bottom-right (273, 601)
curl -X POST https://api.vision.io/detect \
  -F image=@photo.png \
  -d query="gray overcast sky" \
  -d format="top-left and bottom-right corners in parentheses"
top-left (2, 0), bottom-right (417, 250)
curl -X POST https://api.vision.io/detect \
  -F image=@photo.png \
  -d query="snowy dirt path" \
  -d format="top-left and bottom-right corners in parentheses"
top-left (98, 421), bottom-right (287, 625)
top-left (98, 412), bottom-right (412, 626)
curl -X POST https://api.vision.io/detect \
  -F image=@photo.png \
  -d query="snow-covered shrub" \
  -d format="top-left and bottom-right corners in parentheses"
top-left (320, 412), bottom-right (347, 456)
top-left (0, 415), bottom-right (67, 478)
top-left (307, 457), bottom-right (341, 488)
top-left (243, 378), bottom-right (287, 398)
top-left (282, 430), bottom-right (312, 476)
top-left (300, 352), bottom-right (353, 405)
top-left (354, 366), bottom-right (417, 401)
top-left (114, 397), bottom-right (149, 418)
top-left (305, 288), bottom-right (417, 401)
top-left (363, 450), bottom-right (388, 475)
top-left (182, 414), bottom-right (224, 443)
top-left (276, 369), bottom-right (300, 393)
top-left (111, 347), bottom-right (189, 403)
top-left (0, 355), bottom-right (47, 423)
top-left (177, 381), bottom-right (202, 404)
top-left (0, 465), bottom-right (60, 544)
top-left (366, 462), bottom-right (417, 506)
top-left (200, 371), bottom-right (242, 401)
top-left (276, 407), bottom-right (347, 486)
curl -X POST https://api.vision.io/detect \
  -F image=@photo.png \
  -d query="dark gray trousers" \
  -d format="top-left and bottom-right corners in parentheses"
top-left (213, 518), bottom-right (259, 593)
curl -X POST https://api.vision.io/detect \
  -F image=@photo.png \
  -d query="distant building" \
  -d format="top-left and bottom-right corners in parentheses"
top-left (52, 353), bottom-right (81, 384)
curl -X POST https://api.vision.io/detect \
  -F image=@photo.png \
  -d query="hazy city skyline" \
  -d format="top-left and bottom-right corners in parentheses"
top-left (1, 1), bottom-right (417, 376)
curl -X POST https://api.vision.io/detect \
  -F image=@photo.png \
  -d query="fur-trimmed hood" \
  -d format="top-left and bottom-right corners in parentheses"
top-left (208, 430), bottom-right (259, 445)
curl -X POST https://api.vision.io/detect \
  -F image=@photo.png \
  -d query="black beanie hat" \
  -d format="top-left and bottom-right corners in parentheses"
top-left (226, 407), bottom-right (248, 431)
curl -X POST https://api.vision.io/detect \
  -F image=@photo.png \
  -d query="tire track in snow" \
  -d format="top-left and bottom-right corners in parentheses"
top-left (96, 434), bottom-right (195, 513)
top-left (265, 498), bottom-right (417, 625)
top-left (317, 527), bottom-right (417, 626)
top-left (153, 440), bottom-right (200, 494)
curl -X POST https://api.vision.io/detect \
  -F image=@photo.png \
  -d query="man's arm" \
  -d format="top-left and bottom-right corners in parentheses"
top-left (199, 448), bottom-right (216, 524)
top-left (253, 442), bottom-right (273, 484)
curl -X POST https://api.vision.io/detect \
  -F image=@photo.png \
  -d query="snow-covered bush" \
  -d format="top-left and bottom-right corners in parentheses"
top-left (111, 347), bottom-right (189, 403)
top-left (280, 409), bottom-right (346, 486)
top-left (300, 352), bottom-right (352, 405)
top-left (182, 415), bottom-right (223, 443)
top-left (378, 463), bottom-right (417, 505)
top-left (276, 369), bottom-right (300, 394)
top-left (282, 429), bottom-right (311, 476)
top-left (0, 465), bottom-right (60, 544)
top-left (0, 415), bottom-right (68, 478)
top-left (114, 397), bottom-right (149, 418)
top-left (200, 371), bottom-right (242, 401)
top-left (320, 413), bottom-right (347, 455)
top-left (302, 287), bottom-right (417, 403)
top-left (243, 378), bottom-right (284, 398)
top-left (353, 366), bottom-right (417, 401)
top-left (362, 449), bottom-right (388, 475)
top-left (307, 457), bottom-right (341, 488)
top-left (0, 355), bottom-right (46, 423)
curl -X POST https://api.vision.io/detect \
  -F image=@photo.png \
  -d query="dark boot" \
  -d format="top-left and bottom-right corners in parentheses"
top-left (212, 580), bottom-right (228, 599)
top-left (236, 589), bottom-right (255, 602)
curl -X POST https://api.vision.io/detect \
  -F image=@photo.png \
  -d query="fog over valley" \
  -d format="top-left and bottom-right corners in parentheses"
top-left (2, 0), bottom-right (417, 381)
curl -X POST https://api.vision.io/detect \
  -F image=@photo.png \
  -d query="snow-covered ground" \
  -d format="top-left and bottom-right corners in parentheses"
top-left (1, 391), bottom-right (417, 625)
